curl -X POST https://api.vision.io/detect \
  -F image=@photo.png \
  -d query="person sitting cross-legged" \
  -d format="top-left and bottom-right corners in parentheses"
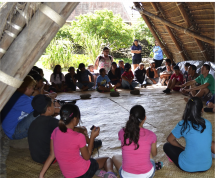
top-left (65, 67), bottom-right (77, 91)
top-left (39, 104), bottom-right (116, 178)
top-left (121, 63), bottom-right (139, 90)
top-left (96, 68), bottom-right (116, 92)
top-left (163, 97), bottom-right (213, 172)
top-left (108, 62), bottom-right (122, 88)
top-left (175, 64), bottom-right (215, 102)
top-left (76, 63), bottom-right (94, 91)
top-left (183, 62), bottom-right (191, 83)
top-left (159, 64), bottom-right (172, 86)
top-left (180, 65), bottom-right (199, 96)
top-left (146, 61), bottom-right (159, 84)
top-left (163, 65), bottom-right (183, 94)
top-left (28, 94), bottom-right (101, 164)
top-left (134, 63), bottom-right (147, 88)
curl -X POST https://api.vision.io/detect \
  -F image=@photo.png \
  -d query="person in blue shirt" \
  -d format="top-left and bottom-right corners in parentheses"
top-left (131, 39), bottom-right (142, 70)
top-left (118, 60), bottom-right (125, 75)
top-left (163, 97), bottom-right (213, 172)
top-left (1, 75), bottom-right (37, 140)
top-left (96, 68), bottom-right (116, 92)
top-left (153, 40), bottom-right (163, 68)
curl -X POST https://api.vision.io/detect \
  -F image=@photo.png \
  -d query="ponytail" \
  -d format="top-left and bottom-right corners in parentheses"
top-left (58, 104), bottom-right (81, 133)
top-left (59, 119), bottom-right (67, 133)
top-left (123, 105), bottom-right (146, 150)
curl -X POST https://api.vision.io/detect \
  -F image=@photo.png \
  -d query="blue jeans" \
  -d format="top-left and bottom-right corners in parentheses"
top-left (146, 77), bottom-right (159, 84)
top-left (122, 79), bottom-right (139, 89)
top-left (119, 159), bottom-right (156, 178)
top-left (12, 112), bottom-right (38, 140)
top-left (76, 82), bottom-right (94, 89)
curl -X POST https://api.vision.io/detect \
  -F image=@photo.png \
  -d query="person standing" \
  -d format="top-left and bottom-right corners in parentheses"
top-left (131, 39), bottom-right (142, 70)
top-left (94, 47), bottom-right (113, 74)
top-left (153, 40), bottom-right (163, 68)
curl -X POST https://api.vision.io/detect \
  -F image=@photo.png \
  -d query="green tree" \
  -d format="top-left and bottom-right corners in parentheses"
top-left (70, 9), bottom-right (134, 51)
top-left (133, 17), bottom-right (154, 45)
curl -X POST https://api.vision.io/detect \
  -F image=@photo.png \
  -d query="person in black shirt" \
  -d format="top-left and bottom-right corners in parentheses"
top-left (108, 62), bottom-right (121, 88)
top-left (146, 61), bottom-right (159, 84)
top-left (134, 63), bottom-right (147, 88)
top-left (65, 67), bottom-right (77, 91)
top-left (28, 95), bottom-right (101, 164)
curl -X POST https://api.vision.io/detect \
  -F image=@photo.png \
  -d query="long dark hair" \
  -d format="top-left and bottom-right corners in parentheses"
top-left (53, 65), bottom-right (62, 81)
top-left (123, 105), bottom-right (146, 150)
top-left (59, 104), bottom-right (81, 133)
top-left (180, 97), bottom-right (205, 135)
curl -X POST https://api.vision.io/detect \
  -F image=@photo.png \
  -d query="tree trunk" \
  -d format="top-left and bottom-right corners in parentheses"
top-left (0, 2), bottom-right (79, 111)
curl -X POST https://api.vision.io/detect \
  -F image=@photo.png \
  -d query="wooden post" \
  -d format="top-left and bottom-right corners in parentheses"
top-left (134, 3), bottom-right (215, 46)
top-left (151, 2), bottom-right (187, 61)
top-left (133, 3), bottom-right (172, 60)
top-left (175, 2), bottom-right (210, 61)
top-left (211, 2), bottom-right (215, 11)
top-left (0, 2), bottom-right (79, 111)
top-left (176, 2), bottom-right (192, 28)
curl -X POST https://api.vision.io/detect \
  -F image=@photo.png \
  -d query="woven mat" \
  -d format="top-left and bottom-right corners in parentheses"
top-left (5, 89), bottom-right (215, 178)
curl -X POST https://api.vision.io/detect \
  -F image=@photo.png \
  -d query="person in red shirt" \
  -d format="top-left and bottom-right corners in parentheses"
top-left (163, 65), bottom-right (183, 94)
top-left (121, 63), bottom-right (139, 90)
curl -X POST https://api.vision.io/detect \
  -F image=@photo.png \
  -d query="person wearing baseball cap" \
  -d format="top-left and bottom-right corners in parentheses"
top-left (163, 65), bottom-right (183, 94)
top-left (146, 61), bottom-right (159, 84)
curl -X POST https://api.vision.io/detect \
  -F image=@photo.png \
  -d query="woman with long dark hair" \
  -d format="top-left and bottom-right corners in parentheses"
top-left (39, 104), bottom-right (117, 178)
top-left (163, 97), bottom-right (213, 172)
top-left (112, 105), bottom-right (163, 178)
top-left (50, 65), bottom-right (67, 92)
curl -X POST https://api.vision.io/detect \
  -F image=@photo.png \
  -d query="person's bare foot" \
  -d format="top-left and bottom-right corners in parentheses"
top-left (184, 98), bottom-right (189, 102)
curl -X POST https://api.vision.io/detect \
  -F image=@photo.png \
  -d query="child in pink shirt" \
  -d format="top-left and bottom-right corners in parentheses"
top-left (112, 105), bottom-right (163, 178)
top-left (39, 104), bottom-right (117, 178)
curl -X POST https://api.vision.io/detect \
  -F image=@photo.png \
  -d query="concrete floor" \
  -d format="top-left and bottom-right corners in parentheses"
top-left (4, 86), bottom-right (215, 178)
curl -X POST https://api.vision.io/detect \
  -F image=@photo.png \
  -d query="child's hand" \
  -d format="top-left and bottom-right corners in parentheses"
top-left (91, 127), bottom-right (100, 139)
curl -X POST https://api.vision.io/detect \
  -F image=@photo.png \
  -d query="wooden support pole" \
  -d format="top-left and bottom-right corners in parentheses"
top-left (134, 3), bottom-right (215, 46)
top-left (211, 2), bottom-right (215, 11)
top-left (176, 2), bottom-right (192, 28)
top-left (175, 2), bottom-right (210, 61)
top-left (0, 2), bottom-right (79, 111)
top-left (151, 2), bottom-right (187, 61)
top-left (133, 3), bottom-right (172, 60)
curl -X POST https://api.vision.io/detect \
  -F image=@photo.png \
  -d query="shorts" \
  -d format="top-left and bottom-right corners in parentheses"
top-left (111, 80), bottom-right (120, 85)
top-left (132, 58), bottom-right (141, 64)
top-left (203, 91), bottom-right (213, 101)
top-left (77, 158), bottom-right (99, 178)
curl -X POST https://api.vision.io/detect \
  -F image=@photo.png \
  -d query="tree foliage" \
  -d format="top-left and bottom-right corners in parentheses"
top-left (70, 9), bottom-right (134, 51)
top-left (133, 17), bottom-right (154, 45)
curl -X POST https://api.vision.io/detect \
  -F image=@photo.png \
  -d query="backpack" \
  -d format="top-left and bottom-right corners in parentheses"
top-left (99, 55), bottom-right (112, 62)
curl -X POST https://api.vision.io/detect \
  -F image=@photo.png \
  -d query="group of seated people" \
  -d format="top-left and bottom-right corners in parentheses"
top-left (158, 61), bottom-right (215, 113)
top-left (1, 59), bottom-right (215, 178)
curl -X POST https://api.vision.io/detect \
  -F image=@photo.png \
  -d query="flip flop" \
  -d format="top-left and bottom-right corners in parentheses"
top-left (155, 162), bottom-right (163, 170)
top-left (95, 170), bottom-right (107, 177)
top-left (104, 172), bottom-right (117, 178)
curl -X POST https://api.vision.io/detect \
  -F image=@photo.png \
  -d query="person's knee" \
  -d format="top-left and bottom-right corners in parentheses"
top-left (163, 142), bottom-right (170, 152)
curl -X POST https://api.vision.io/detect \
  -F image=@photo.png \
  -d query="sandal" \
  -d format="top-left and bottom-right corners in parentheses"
top-left (155, 162), bottom-right (163, 170)
top-left (95, 170), bottom-right (107, 177)
top-left (104, 172), bottom-right (117, 178)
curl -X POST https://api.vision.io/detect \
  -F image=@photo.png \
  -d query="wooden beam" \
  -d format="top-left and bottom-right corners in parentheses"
top-left (211, 2), bottom-right (215, 11)
top-left (176, 2), bottom-right (210, 61)
top-left (151, 2), bottom-right (187, 61)
top-left (0, 2), bottom-right (79, 111)
top-left (133, 3), bottom-right (172, 60)
top-left (134, 3), bottom-right (215, 46)
top-left (150, 2), bottom-right (160, 15)
top-left (176, 2), bottom-right (192, 28)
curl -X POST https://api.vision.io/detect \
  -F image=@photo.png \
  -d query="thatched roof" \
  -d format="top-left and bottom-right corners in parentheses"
top-left (134, 2), bottom-right (215, 63)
